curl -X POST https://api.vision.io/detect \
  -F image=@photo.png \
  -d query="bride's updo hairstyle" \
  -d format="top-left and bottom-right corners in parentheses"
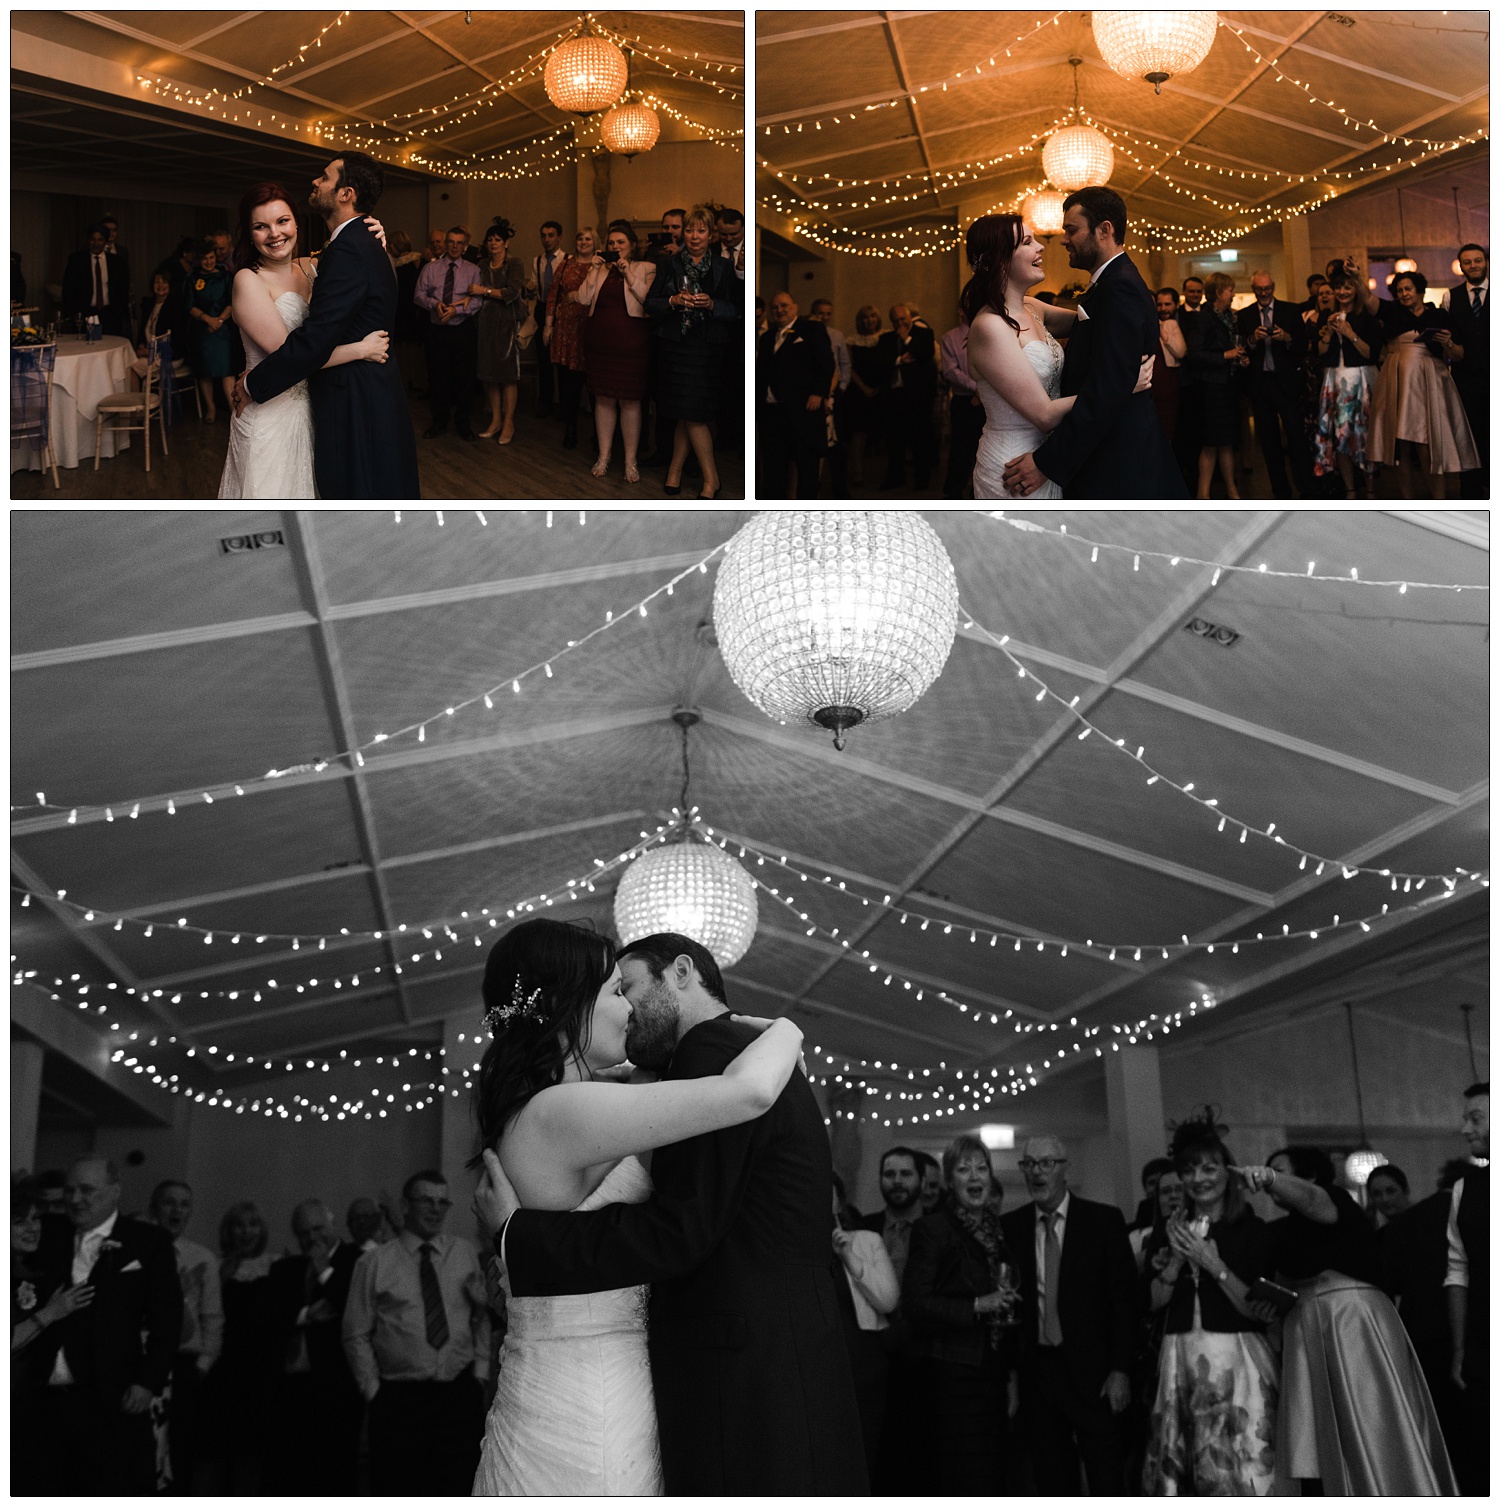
top-left (468, 917), bottom-right (616, 1167)
top-left (959, 213), bottom-right (1026, 336)
top-left (1168, 1105), bottom-right (1249, 1223)
top-left (233, 182), bottom-right (299, 274)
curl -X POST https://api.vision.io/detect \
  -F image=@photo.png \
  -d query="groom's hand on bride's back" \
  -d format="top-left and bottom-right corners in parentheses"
top-left (231, 374), bottom-right (251, 416)
top-left (473, 1147), bottom-right (521, 1240)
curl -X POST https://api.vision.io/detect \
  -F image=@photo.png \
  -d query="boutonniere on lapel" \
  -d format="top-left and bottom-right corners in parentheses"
top-left (16, 1281), bottom-right (37, 1311)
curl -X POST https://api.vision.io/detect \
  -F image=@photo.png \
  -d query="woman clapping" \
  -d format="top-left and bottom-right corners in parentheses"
top-left (577, 220), bottom-right (654, 482)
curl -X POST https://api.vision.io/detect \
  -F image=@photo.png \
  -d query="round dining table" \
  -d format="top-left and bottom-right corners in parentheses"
top-left (10, 334), bottom-right (134, 472)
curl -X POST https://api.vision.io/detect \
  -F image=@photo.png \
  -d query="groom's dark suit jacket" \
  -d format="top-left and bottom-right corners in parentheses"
top-left (244, 217), bottom-right (419, 499)
top-left (1033, 252), bottom-right (1186, 497)
top-left (502, 1016), bottom-right (868, 1495)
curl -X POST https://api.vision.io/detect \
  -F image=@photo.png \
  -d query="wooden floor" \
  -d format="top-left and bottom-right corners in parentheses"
top-left (11, 381), bottom-right (745, 503)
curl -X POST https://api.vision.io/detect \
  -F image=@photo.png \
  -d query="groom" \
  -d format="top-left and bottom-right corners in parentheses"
top-left (234, 153), bottom-right (420, 498)
top-left (1003, 186), bottom-right (1185, 498)
top-left (475, 932), bottom-right (868, 1496)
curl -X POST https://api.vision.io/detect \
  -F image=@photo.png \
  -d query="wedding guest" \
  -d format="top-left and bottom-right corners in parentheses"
top-left (1141, 1113), bottom-right (1277, 1496)
top-left (578, 220), bottom-right (655, 482)
top-left (31, 1158), bottom-right (182, 1495)
top-left (197, 1201), bottom-right (280, 1493)
top-left (1301, 272), bottom-right (1329, 315)
top-left (133, 269), bottom-right (189, 384)
top-left (1370, 270), bottom-right (1479, 497)
top-left (471, 217), bottom-right (528, 445)
top-left (939, 311), bottom-right (984, 500)
top-left (1236, 270), bottom-right (1315, 497)
top-left (389, 230), bottom-right (426, 394)
top-left (757, 290), bottom-right (834, 498)
top-left (1367, 1165), bottom-right (1411, 1225)
top-left (809, 299), bottom-right (851, 496)
top-left (544, 227), bottom-right (596, 451)
top-left (1179, 275), bottom-right (1206, 315)
top-left (1312, 268), bottom-right (1384, 497)
top-left (917, 1152), bottom-right (944, 1218)
top-left (1124, 1169), bottom-right (1184, 1489)
top-left (346, 1197), bottom-right (391, 1254)
top-left (1237, 1148), bottom-right (1456, 1492)
top-left (157, 238), bottom-right (197, 322)
top-left (1183, 271), bottom-right (1248, 498)
top-left (1444, 1082), bottom-right (1488, 1494)
top-left (903, 1134), bottom-right (1018, 1494)
top-left (61, 224), bottom-right (132, 337)
top-left (531, 220), bottom-right (567, 416)
top-left (831, 1173), bottom-right (900, 1483)
top-left (713, 208), bottom-right (747, 453)
top-left (843, 305), bottom-right (885, 488)
top-left (646, 203), bottom-right (741, 498)
top-left (415, 225), bottom-right (483, 441)
top-left (147, 1181), bottom-right (221, 1495)
top-left (878, 302), bottom-right (938, 490)
top-left (1130, 1169), bottom-right (1183, 1270)
top-left (422, 227), bottom-right (446, 266)
top-left (1445, 243), bottom-right (1488, 499)
top-left (189, 241), bottom-right (236, 421)
top-left (342, 1171), bottom-right (491, 1496)
top-left (714, 207), bottom-right (746, 280)
top-left (1151, 289), bottom-right (1187, 444)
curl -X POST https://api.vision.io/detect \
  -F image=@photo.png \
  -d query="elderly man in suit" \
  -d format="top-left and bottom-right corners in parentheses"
top-left (34, 1157), bottom-right (183, 1493)
top-left (999, 1134), bottom-right (1136, 1495)
top-left (756, 290), bottom-right (834, 498)
top-left (269, 1199), bottom-right (365, 1494)
top-left (1445, 244), bottom-right (1488, 500)
top-left (1235, 269), bottom-right (1315, 497)
top-left (877, 302), bottom-right (938, 490)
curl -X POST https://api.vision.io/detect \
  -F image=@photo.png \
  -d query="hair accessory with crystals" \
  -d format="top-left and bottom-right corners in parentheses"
top-left (969, 251), bottom-right (987, 272)
top-left (485, 976), bottom-right (546, 1036)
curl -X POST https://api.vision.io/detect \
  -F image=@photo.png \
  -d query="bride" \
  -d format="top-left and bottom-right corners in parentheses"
top-left (467, 917), bottom-right (802, 1496)
top-left (965, 212), bottom-right (1150, 500)
top-left (218, 183), bottom-right (389, 499)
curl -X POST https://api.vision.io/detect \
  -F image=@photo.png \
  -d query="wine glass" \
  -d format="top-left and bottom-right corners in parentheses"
top-left (997, 1261), bottom-right (1020, 1325)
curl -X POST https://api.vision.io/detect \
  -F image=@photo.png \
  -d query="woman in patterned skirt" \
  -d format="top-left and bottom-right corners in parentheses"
top-left (1312, 270), bottom-right (1384, 497)
top-left (1142, 1111), bottom-right (1278, 1496)
top-left (544, 227), bottom-right (596, 450)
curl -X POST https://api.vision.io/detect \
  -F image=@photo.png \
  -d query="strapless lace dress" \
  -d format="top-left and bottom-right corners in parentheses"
top-left (218, 285), bottom-right (318, 499)
top-left (972, 327), bottom-right (1065, 499)
top-left (472, 1155), bottom-right (662, 1496)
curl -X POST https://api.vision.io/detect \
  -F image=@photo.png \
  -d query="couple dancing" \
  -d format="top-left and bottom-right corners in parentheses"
top-left (219, 152), bottom-right (419, 499)
top-left (967, 185), bottom-right (1186, 499)
top-left (466, 918), bottom-right (866, 1496)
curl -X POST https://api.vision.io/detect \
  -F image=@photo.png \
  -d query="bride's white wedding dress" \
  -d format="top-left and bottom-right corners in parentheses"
top-left (971, 324), bottom-right (1065, 500)
top-left (218, 277), bottom-right (317, 499)
top-left (472, 1154), bottom-right (662, 1496)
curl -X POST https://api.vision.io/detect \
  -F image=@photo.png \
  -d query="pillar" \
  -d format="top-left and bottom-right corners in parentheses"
top-left (1103, 1045), bottom-right (1166, 1215)
top-left (12, 1040), bottom-right (44, 1174)
top-left (1282, 213), bottom-right (1314, 304)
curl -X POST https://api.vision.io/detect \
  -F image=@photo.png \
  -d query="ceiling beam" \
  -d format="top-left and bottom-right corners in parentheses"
top-left (759, 13), bottom-right (926, 46)
top-left (1381, 510), bottom-right (1489, 552)
top-left (881, 12), bottom-right (943, 213)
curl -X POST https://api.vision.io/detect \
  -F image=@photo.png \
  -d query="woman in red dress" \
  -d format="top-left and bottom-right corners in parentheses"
top-left (576, 220), bottom-right (654, 482)
top-left (544, 227), bottom-right (596, 451)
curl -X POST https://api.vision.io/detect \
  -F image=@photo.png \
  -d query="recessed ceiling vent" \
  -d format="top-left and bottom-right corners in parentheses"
top-left (220, 530), bottom-right (285, 554)
top-left (1185, 616), bottom-right (1240, 648)
top-left (1326, 12), bottom-right (1356, 27)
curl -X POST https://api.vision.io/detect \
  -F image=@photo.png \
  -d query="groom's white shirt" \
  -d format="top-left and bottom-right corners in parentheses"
top-left (326, 215), bottom-right (357, 246)
top-left (1089, 250), bottom-right (1126, 286)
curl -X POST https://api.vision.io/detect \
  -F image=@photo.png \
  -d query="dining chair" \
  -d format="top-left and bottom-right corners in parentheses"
top-left (96, 332), bottom-right (170, 471)
top-left (11, 342), bottom-right (60, 489)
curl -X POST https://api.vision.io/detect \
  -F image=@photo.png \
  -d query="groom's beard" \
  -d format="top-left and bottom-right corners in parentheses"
top-left (624, 981), bottom-right (679, 1072)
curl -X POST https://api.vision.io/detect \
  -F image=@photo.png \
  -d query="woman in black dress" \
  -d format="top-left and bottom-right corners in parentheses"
top-left (1182, 271), bottom-right (1248, 498)
top-left (472, 217), bottom-right (529, 444)
top-left (901, 1133), bottom-right (1018, 1494)
top-left (646, 203), bottom-right (742, 498)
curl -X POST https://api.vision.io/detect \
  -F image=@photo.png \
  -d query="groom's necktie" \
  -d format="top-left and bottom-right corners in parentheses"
top-left (418, 1242), bottom-right (450, 1350)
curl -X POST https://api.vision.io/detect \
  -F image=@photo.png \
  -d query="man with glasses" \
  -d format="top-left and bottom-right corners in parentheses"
top-left (999, 1136), bottom-right (1136, 1495)
top-left (342, 1171), bottom-right (491, 1494)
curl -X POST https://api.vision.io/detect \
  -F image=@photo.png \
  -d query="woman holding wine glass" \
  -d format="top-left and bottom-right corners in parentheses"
top-left (901, 1133), bottom-right (1019, 1493)
top-left (1141, 1110), bottom-right (1278, 1497)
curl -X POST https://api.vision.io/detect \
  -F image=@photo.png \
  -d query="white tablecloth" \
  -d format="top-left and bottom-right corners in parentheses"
top-left (11, 335), bottom-right (134, 472)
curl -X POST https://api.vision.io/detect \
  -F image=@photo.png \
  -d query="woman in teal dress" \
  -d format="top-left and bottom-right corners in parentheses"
top-left (189, 240), bottom-right (235, 420)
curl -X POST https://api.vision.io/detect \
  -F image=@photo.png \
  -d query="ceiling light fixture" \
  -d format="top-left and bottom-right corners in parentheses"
top-left (712, 511), bottom-right (959, 751)
top-left (1041, 61), bottom-right (1114, 192)
top-left (1094, 11), bottom-right (1218, 94)
top-left (612, 712), bottom-right (758, 967)
top-left (600, 99), bottom-right (661, 158)
top-left (543, 21), bottom-right (628, 116)
top-left (1021, 189), bottom-right (1067, 238)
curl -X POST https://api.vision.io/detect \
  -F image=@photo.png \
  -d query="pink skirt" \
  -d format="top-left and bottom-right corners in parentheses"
top-left (1369, 334), bottom-right (1479, 472)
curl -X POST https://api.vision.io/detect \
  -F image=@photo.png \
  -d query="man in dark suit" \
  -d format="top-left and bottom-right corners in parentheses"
top-left (60, 225), bottom-right (132, 337)
top-left (1005, 187), bottom-right (1186, 499)
top-left (478, 932), bottom-right (867, 1495)
top-left (235, 152), bottom-right (420, 498)
top-left (268, 1199), bottom-right (364, 1495)
top-left (1445, 1081), bottom-right (1488, 1495)
top-left (33, 1157), bottom-right (182, 1494)
top-left (1445, 244), bottom-right (1488, 499)
top-left (999, 1134), bottom-right (1136, 1495)
top-left (1235, 270), bottom-right (1314, 497)
top-left (757, 291), bottom-right (834, 498)
top-left (877, 303), bottom-right (938, 489)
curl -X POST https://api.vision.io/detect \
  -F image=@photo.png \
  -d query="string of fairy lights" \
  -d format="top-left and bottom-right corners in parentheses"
top-left (760, 13), bottom-right (1487, 260)
top-left (134, 12), bottom-right (742, 182)
top-left (15, 545), bottom-right (724, 829)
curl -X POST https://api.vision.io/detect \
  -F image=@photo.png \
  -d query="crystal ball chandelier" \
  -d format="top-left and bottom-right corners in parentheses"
top-left (1021, 189), bottom-right (1067, 238)
top-left (1343, 1148), bottom-right (1389, 1187)
top-left (712, 510), bottom-right (959, 750)
top-left (614, 837), bottom-right (758, 969)
top-left (544, 31), bottom-right (628, 116)
top-left (1042, 124), bottom-right (1114, 194)
top-left (1094, 11), bottom-right (1219, 95)
top-left (600, 100), bottom-right (661, 158)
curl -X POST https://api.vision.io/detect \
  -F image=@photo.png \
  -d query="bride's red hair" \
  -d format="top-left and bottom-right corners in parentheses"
top-left (959, 214), bottom-right (1026, 335)
top-left (233, 183), bottom-right (301, 273)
